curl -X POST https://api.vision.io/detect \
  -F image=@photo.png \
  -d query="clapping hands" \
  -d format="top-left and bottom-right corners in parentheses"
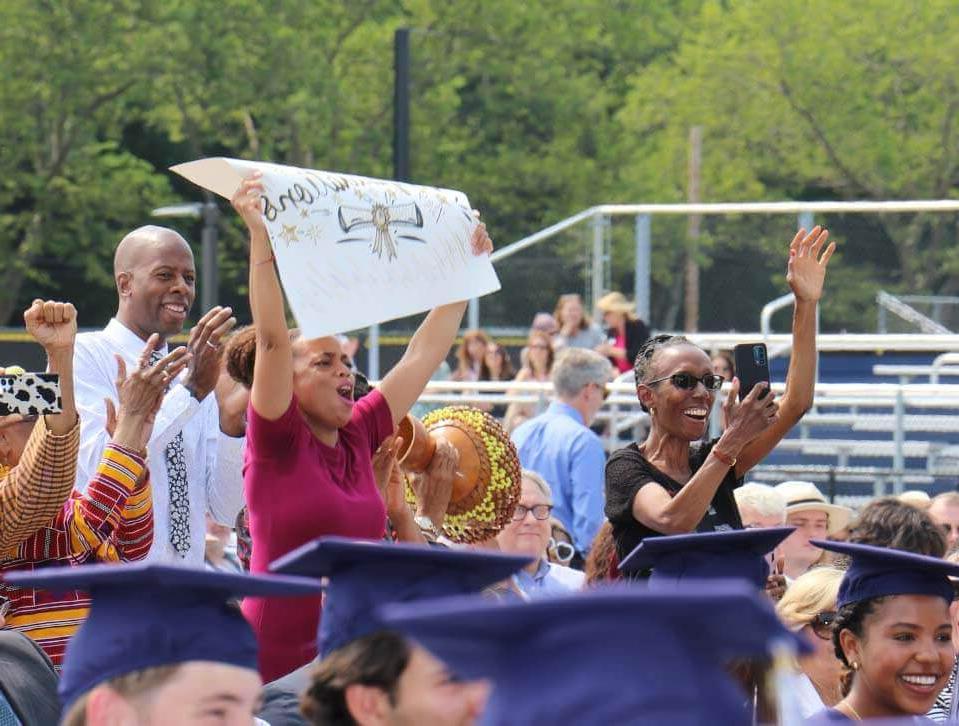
top-left (105, 334), bottom-right (191, 451)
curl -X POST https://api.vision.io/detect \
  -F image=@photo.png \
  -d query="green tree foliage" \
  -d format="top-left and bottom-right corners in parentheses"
top-left (2, 0), bottom-right (957, 332)
top-left (0, 1), bottom-right (171, 324)
top-left (618, 0), bottom-right (959, 330)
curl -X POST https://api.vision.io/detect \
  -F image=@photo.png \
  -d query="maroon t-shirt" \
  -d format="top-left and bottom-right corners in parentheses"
top-left (241, 390), bottom-right (393, 680)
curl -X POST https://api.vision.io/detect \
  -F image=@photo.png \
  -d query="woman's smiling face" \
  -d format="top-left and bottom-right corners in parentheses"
top-left (638, 345), bottom-right (715, 441)
top-left (842, 594), bottom-right (953, 716)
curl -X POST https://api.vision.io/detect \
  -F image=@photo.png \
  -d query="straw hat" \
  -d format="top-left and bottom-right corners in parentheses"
top-left (596, 292), bottom-right (636, 317)
top-left (774, 481), bottom-right (852, 534)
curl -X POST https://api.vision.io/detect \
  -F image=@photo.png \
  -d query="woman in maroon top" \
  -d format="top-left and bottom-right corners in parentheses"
top-left (230, 174), bottom-right (493, 680)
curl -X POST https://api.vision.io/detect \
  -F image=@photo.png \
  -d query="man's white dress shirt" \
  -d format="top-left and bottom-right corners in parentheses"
top-left (73, 319), bottom-right (245, 565)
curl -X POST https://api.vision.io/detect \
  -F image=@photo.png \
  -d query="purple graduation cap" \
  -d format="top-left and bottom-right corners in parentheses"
top-left (812, 539), bottom-right (959, 608)
top-left (618, 527), bottom-right (795, 587)
top-left (269, 536), bottom-right (532, 656)
top-left (3, 562), bottom-right (322, 710)
top-left (380, 582), bottom-right (810, 726)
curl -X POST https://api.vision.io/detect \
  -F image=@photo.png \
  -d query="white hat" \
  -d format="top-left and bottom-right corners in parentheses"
top-left (774, 481), bottom-right (852, 535)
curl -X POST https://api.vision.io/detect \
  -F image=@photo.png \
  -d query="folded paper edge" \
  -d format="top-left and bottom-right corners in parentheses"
top-left (169, 157), bottom-right (248, 200)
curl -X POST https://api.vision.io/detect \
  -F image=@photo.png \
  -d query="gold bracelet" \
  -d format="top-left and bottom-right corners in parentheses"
top-left (711, 447), bottom-right (737, 468)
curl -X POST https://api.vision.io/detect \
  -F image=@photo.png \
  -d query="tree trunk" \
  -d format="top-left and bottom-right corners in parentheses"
top-left (0, 212), bottom-right (45, 325)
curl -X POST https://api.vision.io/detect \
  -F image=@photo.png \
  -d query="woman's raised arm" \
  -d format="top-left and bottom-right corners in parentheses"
top-left (736, 226), bottom-right (835, 476)
top-left (231, 174), bottom-right (294, 421)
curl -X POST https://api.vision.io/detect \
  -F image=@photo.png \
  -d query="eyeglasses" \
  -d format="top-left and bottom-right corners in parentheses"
top-left (512, 503), bottom-right (553, 521)
top-left (549, 538), bottom-right (576, 564)
top-left (809, 611), bottom-right (836, 641)
top-left (646, 372), bottom-right (724, 391)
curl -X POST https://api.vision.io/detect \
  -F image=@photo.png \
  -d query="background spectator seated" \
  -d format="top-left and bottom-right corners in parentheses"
top-left (512, 348), bottom-right (612, 560)
top-left (552, 293), bottom-right (604, 352)
top-left (496, 470), bottom-right (585, 598)
top-left (734, 483), bottom-right (787, 529)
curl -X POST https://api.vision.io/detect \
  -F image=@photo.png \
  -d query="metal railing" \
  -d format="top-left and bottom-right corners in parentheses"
top-left (404, 379), bottom-right (959, 495)
top-left (876, 290), bottom-right (951, 334)
top-left (363, 198), bottom-right (959, 377)
top-left (474, 198), bottom-right (959, 332)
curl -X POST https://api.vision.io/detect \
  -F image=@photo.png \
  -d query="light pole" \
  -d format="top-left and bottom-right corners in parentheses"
top-left (151, 197), bottom-right (221, 313)
top-left (367, 27), bottom-right (412, 380)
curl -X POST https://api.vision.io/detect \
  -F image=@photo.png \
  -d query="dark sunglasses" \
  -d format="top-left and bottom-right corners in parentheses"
top-left (646, 372), bottom-right (724, 391)
top-left (809, 611), bottom-right (836, 640)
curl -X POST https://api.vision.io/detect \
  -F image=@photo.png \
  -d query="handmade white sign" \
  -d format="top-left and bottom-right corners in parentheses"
top-left (170, 157), bottom-right (501, 338)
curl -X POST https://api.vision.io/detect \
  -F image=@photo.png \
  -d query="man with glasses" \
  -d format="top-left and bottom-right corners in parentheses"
top-left (495, 470), bottom-right (585, 599)
top-left (511, 348), bottom-right (613, 560)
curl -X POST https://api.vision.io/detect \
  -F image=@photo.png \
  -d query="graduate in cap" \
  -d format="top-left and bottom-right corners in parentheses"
top-left (262, 536), bottom-right (531, 726)
top-left (803, 540), bottom-right (959, 723)
top-left (618, 527), bottom-right (794, 595)
top-left (3, 563), bottom-right (321, 726)
top-left (379, 582), bottom-right (808, 726)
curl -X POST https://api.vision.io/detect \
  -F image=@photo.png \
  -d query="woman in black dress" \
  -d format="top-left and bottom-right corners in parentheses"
top-left (605, 227), bottom-right (835, 565)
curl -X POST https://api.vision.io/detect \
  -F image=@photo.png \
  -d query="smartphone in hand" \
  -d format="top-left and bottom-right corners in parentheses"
top-left (733, 343), bottom-right (770, 401)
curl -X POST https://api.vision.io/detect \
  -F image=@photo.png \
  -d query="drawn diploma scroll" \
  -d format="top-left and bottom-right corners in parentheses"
top-left (170, 157), bottom-right (501, 339)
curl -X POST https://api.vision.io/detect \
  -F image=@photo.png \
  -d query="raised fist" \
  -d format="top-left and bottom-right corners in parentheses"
top-left (24, 299), bottom-right (77, 354)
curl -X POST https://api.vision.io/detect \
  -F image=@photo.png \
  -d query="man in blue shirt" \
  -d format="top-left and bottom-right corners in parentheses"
top-left (511, 347), bottom-right (612, 556)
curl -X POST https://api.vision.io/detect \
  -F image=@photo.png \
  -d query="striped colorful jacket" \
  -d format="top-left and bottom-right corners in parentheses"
top-left (0, 443), bottom-right (153, 669)
top-left (0, 418), bottom-right (79, 551)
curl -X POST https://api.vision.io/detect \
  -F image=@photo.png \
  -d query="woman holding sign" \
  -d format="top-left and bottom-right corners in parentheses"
top-left (230, 172), bottom-right (493, 680)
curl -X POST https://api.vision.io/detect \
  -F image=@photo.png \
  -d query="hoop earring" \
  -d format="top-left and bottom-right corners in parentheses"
top-left (649, 407), bottom-right (657, 416)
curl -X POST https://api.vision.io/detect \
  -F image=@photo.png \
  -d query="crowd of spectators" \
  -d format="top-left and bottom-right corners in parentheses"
top-left (6, 201), bottom-right (959, 726)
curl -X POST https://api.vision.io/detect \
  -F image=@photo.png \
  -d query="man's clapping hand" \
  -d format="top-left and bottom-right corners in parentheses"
top-left (106, 334), bottom-right (191, 452)
top-left (182, 306), bottom-right (236, 401)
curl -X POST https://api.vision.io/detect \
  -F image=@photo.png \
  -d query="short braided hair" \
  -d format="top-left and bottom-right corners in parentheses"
top-left (632, 334), bottom-right (697, 412)
top-left (832, 597), bottom-right (885, 696)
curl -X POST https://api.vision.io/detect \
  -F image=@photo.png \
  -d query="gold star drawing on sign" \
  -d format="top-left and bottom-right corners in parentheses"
top-left (279, 224), bottom-right (299, 245)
